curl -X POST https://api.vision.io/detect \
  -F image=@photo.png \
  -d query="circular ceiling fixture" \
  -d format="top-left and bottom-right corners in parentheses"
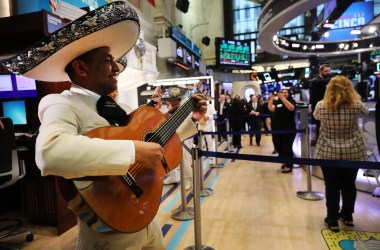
top-left (258, 0), bottom-right (380, 58)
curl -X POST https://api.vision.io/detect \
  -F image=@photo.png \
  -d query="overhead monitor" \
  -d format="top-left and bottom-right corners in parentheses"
top-left (215, 38), bottom-right (251, 69)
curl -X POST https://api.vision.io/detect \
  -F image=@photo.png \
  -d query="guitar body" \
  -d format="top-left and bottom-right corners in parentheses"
top-left (75, 105), bottom-right (182, 233)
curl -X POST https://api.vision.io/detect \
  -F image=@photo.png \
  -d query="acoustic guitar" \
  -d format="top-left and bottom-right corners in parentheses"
top-left (73, 83), bottom-right (204, 233)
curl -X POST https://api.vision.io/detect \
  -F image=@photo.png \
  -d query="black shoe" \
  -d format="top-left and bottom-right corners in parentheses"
top-left (281, 164), bottom-right (286, 169)
top-left (281, 166), bottom-right (292, 173)
top-left (324, 217), bottom-right (339, 232)
top-left (257, 143), bottom-right (261, 146)
top-left (339, 214), bottom-right (354, 227)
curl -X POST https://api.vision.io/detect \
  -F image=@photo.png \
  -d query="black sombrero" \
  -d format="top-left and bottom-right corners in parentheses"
top-left (1, 1), bottom-right (139, 82)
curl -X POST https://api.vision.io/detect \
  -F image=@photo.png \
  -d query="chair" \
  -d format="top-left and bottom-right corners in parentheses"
top-left (0, 117), bottom-right (33, 249)
top-left (0, 118), bottom-right (27, 189)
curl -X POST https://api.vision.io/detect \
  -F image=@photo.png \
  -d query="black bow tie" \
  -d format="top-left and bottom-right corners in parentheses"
top-left (97, 95), bottom-right (128, 126)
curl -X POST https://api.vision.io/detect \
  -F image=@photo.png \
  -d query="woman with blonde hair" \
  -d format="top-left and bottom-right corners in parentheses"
top-left (313, 75), bottom-right (368, 232)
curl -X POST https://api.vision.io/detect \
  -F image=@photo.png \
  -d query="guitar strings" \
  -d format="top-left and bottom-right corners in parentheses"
top-left (124, 86), bottom-right (202, 180)
top-left (127, 99), bottom-right (195, 178)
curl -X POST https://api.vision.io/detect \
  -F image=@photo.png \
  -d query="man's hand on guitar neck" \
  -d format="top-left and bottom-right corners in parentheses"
top-left (191, 93), bottom-right (208, 116)
top-left (134, 141), bottom-right (165, 169)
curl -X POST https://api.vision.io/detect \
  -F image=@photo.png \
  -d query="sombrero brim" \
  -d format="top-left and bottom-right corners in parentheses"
top-left (1, 1), bottom-right (139, 82)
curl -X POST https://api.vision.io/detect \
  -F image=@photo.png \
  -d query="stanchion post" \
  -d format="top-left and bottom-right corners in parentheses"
top-left (211, 120), bottom-right (224, 168)
top-left (296, 126), bottom-right (324, 201)
top-left (184, 145), bottom-right (214, 250)
top-left (197, 130), bottom-right (213, 197)
top-left (171, 149), bottom-right (194, 221)
top-left (226, 119), bottom-right (233, 152)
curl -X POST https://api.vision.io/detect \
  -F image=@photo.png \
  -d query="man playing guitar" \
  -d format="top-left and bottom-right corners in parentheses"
top-left (1, 2), bottom-right (207, 249)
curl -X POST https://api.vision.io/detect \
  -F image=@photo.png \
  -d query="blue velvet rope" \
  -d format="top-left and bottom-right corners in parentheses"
top-left (182, 125), bottom-right (379, 170)
top-left (199, 150), bottom-right (380, 170)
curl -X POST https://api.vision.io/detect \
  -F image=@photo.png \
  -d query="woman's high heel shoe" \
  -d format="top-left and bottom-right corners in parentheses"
top-left (339, 214), bottom-right (354, 227)
top-left (324, 217), bottom-right (339, 232)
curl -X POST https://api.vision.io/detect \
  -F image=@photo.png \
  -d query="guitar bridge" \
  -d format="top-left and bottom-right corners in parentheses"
top-left (124, 173), bottom-right (143, 198)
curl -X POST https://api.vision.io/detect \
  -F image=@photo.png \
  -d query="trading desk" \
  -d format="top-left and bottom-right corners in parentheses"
top-left (15, 135), bottom-right (76, 235)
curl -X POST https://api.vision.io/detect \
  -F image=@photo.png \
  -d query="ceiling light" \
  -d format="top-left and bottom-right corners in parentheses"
top-left (323, 32), bottom-right (329, 38)
top-left (369, 26), bottom-right (377, 33)
top-left (311, 45), bottom-right (316, 50)
top-left (273, 35), bottom-right (278, 41)
top-left (323, 23), bottom-right (334, 28)
top-left (350, 29), bottom-right (361, 35)
top-left (370, 44), bottom-right (374, 48)
top-left (353, 42), bottom-right (358, 48)
top-left (316, 44), bottom-right (324, 49)
top-left (339, 43), bottom-right (345, 49)
top-left (302, 45), bottom-right (308, 50)
top-left (292, 43), bottom-right (300, 48)
top-left (344, 44), bottom-right (349, 50)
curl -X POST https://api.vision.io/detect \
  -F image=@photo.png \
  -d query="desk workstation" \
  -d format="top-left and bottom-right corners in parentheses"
top-left (1, 128), bottom-right (76, 236)
top-left (0, 80), bottom-right (76, 236)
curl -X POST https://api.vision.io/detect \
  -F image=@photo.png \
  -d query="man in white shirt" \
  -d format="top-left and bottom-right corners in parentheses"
top-left (1, 2), bottom-right (207, 249)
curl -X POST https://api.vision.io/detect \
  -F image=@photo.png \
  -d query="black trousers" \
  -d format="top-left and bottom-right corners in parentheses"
top-left (230, 121), bottom-right (242, 147)
top-left (272, 131), bottom-right (296, 166)
top-left (321, 166), bottom-right (359, 220)
top-left (217, 118), bottom-right (227, 140)
top-left (249, 119), bottom-right (262, 145)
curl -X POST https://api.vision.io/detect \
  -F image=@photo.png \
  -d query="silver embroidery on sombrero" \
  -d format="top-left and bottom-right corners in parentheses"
top-left (2, 1), bottom-right (139, 75)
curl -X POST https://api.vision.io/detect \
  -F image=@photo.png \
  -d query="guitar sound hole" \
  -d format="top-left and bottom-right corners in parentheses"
top-left (145, 132), bottom-right (164, 146)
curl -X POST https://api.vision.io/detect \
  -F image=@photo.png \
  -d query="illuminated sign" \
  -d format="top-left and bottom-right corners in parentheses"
top-left (171, 26), bottom-right (201, 58)
top-left (321, 2), bottom-right (373, 41)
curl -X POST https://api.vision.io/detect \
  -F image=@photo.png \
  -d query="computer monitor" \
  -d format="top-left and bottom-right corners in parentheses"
top-left (2, 100), bottom-right (27, 125)
top-left (0, 74), bottom-right (37, 99)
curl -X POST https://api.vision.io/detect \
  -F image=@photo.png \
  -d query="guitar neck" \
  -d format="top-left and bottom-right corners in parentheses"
top-left (153, 98), bottom-right (196, 146)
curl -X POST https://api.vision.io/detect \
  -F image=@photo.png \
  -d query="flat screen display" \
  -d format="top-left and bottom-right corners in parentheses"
top-left (216, 38), bottom-right (251, 69)
top-left (0, 74), bottom-right (37, 99)
top-left (320, 2), bottom-right (373, 41)
top-left (2, 100), bottom-right (27, 125)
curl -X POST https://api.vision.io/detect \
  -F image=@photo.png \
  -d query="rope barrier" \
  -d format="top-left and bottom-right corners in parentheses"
top-left (199, 150), bottom-right (380, 170)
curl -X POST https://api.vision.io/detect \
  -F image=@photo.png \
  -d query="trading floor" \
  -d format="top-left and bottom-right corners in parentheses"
top-left (2, 135), bottom-right (380, 250)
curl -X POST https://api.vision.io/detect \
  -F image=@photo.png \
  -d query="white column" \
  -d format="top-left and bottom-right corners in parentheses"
top-left (0, 0), bottom-right (11, 17)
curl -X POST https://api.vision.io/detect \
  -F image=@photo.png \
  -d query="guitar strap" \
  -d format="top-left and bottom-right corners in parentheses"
top-left (97, 95), bottom-right (128, 126)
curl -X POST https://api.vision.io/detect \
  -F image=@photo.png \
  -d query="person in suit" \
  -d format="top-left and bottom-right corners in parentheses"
top-left (247, 95), bottom-right (263, 146)
top-left (217, 94), bottom-right (229, 141)
top-left (309, 64), bottom-right (331, 143)
top-left (227, 95), bottom-right (245, 148)
top-left (313, 75), bottom-right (368, 233)
top-left (1, 2), bottom-right (207, 249)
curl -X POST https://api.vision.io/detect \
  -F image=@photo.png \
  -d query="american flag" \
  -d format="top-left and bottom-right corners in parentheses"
top-left (49, 0), bottom-right (58, 13)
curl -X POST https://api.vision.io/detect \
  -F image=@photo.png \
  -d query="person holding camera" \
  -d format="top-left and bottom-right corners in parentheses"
top-left (268, 89), bottom-right (296, 173)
